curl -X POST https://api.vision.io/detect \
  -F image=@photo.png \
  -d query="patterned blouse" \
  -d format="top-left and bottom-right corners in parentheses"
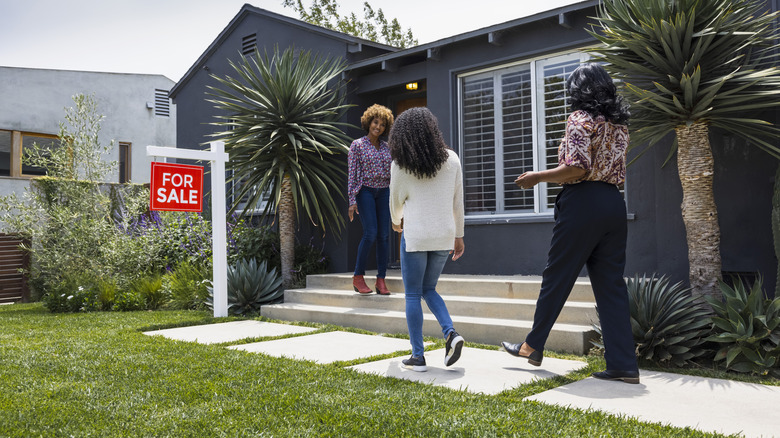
top-left (347, 136), bottom-right (392, 206)
top-left (558, 110), bottom-right (629, 186)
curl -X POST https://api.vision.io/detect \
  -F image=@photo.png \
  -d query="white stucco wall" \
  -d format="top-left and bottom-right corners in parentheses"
top-left (0, 66), bottom-right (177, 198)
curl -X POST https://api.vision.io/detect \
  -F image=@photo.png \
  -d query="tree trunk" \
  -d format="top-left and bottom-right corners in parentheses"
top-left (279, 174), bottom-right (295, 288)
top-left (675, 122), bottom-right (722, 304)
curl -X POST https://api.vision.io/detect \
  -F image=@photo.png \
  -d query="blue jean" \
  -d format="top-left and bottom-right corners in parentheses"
top-left (400, 236), bottom-right (454, 357)
top-left (354, 186), bottom-right (390, 278)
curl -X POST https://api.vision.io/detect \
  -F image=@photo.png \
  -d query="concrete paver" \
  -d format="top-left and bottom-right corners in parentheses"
top-left (526, 370), bottom-right (780, 438)
top-left (350, 347), bottom-right (587, 394)
top-left (228, 331), bottom-right (426, 364)
top-left (143, 320), bottom-right (316, 344)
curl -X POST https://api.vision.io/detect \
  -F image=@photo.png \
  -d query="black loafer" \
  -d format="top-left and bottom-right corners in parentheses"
top-left (591, 370), bottom-right (640, 384)
top-left (500, 341), bottom-right (543, 366)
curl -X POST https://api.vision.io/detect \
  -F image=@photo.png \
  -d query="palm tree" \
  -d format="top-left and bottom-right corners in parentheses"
top-left (207, 47), bottom-right (354, 287)
top-left (589, 0), bottom-right (780, 302)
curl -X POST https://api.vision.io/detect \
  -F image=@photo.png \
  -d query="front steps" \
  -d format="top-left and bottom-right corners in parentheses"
top-left (261, 272), bottom-right (599, 355)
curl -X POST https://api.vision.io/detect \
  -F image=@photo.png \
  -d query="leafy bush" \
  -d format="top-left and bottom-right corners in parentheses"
top-left (42, 271), bottom-right (99, 313)
top-left (231, 225), bottom-right (329, 288)
top-left (113, 290), bottom-right (145, 312)
top-left (209, 258), bottom-right (284, 316)
top-left (593, 273), bottom-right (711, 367)
top-left (705, 277), bottom-right (780, 377)
top-left (163, 262), bottom-right (210, 310)
top-left (131, 274), bottom-right (166, 310)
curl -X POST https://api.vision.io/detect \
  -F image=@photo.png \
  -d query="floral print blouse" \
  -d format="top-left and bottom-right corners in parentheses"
top-left (347, 136), bottom-right (392, 206)
top-left (558, 110), bottom-right (629, 186)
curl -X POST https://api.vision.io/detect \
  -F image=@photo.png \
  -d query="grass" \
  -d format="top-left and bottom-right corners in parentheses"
top-left (0, 303), bottom-right (746, 437)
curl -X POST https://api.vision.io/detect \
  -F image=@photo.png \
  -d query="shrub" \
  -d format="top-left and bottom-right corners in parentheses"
top-left (231, 225), bottom-right (329, 288)
top-left (705, 277), bottom-right (780, 377)
top-left (131, 274), bottom-right (166, 310)
top-left (163, 262), bottom-right (210, 310)
top-left (41, 271), bottom-right (98, 313)
top-left (209, 258), bottom-right (284, 316)
top-left (592, 273), bottom-right (711, 367)
top-left (113, 290), bottom-right (145, 312)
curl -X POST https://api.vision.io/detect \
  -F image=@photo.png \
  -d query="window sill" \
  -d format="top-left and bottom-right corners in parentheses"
top-left (465, 212), bottom-right (636, 225)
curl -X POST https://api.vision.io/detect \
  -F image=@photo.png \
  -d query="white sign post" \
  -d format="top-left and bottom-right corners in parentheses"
top-left (147, 141), bottom-right (230, 317)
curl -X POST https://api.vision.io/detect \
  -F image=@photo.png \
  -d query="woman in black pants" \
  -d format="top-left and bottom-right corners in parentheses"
top-left (500, 63), bottom-right (639, 384)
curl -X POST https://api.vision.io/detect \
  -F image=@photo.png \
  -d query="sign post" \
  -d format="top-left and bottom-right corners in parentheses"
top-left (147, 141), bottom-right (230, 317)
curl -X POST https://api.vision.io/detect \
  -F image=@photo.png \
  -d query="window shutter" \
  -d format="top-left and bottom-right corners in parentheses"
top-left (461, 76), bottom-right (496, 214)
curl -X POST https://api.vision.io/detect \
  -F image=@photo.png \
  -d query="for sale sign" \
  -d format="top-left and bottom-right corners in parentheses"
top-left (149, 162), bottom-right (204, 212)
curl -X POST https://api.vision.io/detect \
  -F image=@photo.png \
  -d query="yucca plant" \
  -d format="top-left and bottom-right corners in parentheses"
top-left (207, 47), bottom-right (354, 288)
top-left (212, 258), bottom-right (284, 316)
top-left (590, 0), bottom-right (780, 303)
top-left (593, 274), bottom-right (711, 367)
top-left (705, 278), bottom-right (780, 377)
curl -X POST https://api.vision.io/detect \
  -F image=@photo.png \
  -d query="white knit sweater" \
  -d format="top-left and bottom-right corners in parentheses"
top-left (389, 149), bottom-right (465, 252)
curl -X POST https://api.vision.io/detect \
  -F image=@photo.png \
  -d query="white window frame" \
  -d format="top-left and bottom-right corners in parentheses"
top-left (458, 49), bottom-right (591, 219)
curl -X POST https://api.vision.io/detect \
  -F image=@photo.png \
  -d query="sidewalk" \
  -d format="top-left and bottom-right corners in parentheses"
top-left (145, 320), bottom-right (780, 438)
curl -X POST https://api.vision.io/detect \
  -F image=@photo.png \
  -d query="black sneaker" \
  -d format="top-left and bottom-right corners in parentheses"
top-left (402, 355), bottom-right (427, 372)
top-left (445, 330), bottom-right (464, 367)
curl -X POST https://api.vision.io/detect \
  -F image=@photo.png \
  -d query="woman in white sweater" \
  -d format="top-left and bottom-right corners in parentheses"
top-left (388, 107), bottom-right (465, 372)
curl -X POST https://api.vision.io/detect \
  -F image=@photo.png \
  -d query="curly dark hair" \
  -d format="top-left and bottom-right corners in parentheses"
top-left (389, 107), bottom-right (450, 179)
top-left (360, 104), bottom-right (394, 133)
top-left (567, 63), bottom-right (630, 125)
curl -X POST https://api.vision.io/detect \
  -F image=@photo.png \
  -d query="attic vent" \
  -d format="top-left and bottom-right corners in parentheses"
top-left (154, 89), bottom-right (170, 117)
top-left (242, 33), bottom-right (257, 55)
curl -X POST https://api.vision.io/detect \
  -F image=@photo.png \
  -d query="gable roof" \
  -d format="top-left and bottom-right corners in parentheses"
top-left (345, 0), bottom-right (598, 75)
top-left (170, 4), bottom-right (397, 99)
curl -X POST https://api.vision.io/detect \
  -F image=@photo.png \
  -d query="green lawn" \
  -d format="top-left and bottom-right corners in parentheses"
top-left (0, 303), bottom-right (734, 437)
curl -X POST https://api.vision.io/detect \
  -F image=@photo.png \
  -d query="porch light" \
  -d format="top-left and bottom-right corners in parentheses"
top-left (405, 82), bottom-right (418, 90)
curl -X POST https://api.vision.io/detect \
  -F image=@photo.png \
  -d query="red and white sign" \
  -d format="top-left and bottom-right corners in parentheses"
top-left (149, 162), bottom-right (204, 212)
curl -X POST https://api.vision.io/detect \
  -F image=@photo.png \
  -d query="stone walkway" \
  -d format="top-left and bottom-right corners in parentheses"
top-left (144, 321), bottom-right (780, 438)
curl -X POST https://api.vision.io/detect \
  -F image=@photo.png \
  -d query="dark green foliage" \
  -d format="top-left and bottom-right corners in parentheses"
top-left (705, 278), bottom-right (780, 377)
top-left (163, 262), bottom-right (210, 310)
top-left (231, 225), bottom-right (329, 288)
top-left (593, 274), bottom-right (711, 367)
top-left (215, 258), bottom-right (284, 315)
top-left (42, 272), bottom-right (117, 313)
top-left (112, 290), bottom-right (145, 312)
top-left (131, 274), bottom-right (166, 310)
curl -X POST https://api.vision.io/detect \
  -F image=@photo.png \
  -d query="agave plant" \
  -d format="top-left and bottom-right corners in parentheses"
top-left (705, 278), bottom-right (780, 377)
top-left (213, 258), bottom-right (284, 316)
top-left (593, 273), bottom-right (711, 367)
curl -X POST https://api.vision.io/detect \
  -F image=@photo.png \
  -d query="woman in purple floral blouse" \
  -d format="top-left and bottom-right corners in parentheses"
top-left (347, 104), bottom-right (394, 295)
top-left (500, 63), bottom-right (640, 384)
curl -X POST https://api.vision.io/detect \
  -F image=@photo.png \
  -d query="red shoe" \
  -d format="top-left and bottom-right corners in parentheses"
top-left (375, 277), bottom-right (391, 295)
top-left (353, 275), bottom-right (372, 294)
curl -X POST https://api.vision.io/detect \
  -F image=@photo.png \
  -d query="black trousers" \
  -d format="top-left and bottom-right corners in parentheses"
top-left (526, 181), bottom-right (637, 372)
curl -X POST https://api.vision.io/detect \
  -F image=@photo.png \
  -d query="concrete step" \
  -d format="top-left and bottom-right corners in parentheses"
top-left (283, 288), bottom-right (598, 326)
top-left (261, 303), bottom-right (596, 355)
top-left (306, 272), bottom-right (596, 302)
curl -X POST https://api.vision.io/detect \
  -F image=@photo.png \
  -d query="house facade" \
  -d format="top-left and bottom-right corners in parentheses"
top-left (0, 66), bottom-right (177, 198)
top-left (170, 1), bottom-right (779, 296)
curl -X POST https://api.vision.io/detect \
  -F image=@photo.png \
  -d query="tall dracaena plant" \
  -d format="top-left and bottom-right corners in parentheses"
top-left (207, 47), bottom-right (354, 287)
top-left (588, 0), bottom-right (780, 303)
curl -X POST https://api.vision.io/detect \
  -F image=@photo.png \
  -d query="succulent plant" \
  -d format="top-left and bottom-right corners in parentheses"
top-left (705, 278), bottom-right (780, 377)
top-left (209, 258), bottom-right (284, 316)
top-left (593, 273), bottom-right (711, 367)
